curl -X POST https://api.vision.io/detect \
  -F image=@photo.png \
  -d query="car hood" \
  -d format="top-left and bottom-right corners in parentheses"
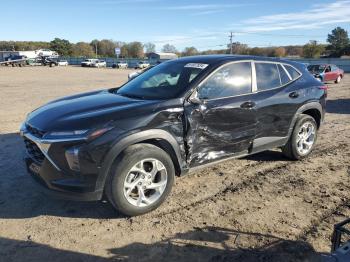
top-left (26, 89), bottom-right (160, 131)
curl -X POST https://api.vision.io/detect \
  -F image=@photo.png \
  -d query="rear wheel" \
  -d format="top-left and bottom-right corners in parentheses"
top-left (106, 144), bottom-right (175, 216)
top-left (282, 114), bottom-right (318, 160)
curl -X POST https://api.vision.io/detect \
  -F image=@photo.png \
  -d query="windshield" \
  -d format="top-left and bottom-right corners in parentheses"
top-left (307, 65), bottom-right (325, 73)
top-left (116, 61), bottom-right (206, 99)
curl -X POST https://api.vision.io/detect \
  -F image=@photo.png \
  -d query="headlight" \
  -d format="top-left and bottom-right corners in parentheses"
top-left (44, 127), bottom-right (113, 141)
top-left (47, 130), bottom-right (88, 137)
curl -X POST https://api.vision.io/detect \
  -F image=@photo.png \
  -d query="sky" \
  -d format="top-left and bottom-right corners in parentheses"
top-left (2, 0), bottom-right (350, 51)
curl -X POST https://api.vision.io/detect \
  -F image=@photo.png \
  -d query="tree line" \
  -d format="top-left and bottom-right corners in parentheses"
top-left (0, 27), bottom-right (349, 58)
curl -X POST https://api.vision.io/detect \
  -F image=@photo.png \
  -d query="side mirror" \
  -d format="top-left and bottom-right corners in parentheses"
top-left (188, 90), bottom-right (202, 104)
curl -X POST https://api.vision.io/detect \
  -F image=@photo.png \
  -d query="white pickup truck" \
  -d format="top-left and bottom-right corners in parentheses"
top-left (81, 59), bottom-right (98, 67)
top-left (112, 61), bottom-right (128, 69)
top-left (81, 59), bottom-right (106, 68)
top-left (91, 60), bottom-right (106, 68)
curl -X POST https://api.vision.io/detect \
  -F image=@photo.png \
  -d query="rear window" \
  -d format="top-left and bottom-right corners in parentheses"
top-left (284, 65), bottom-right (301, 80)
top-left (278, 64), bottom-right (291, 85)
top-left (255, 63), bottom-right (280, 91)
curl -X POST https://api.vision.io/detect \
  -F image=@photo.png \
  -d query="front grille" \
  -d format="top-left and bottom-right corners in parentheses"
top-left (24, 138), bottom-right (45, 163)
top-left (26, 124), bottom-right (45, 138)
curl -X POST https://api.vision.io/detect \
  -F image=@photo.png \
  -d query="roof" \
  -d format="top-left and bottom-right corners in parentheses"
top-left (170, 55), bottom-right (305, 69)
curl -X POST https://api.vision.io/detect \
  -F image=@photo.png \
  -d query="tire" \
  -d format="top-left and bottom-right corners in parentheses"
top-left (335, 75), bottom-right (342, 84)
top-left (282, 114), bottom-right (318, 160)
top-left (106, 143), bottom-right (175, 216)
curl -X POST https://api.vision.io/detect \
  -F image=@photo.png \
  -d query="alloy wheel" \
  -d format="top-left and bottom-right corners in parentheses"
top-left (123, 158), bottom-right (167, 207)
top-left (296, 121), bottom-right (316, 155)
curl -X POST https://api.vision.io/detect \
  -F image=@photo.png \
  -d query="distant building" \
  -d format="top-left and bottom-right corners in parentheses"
top-left (147, 52), bottom-right (178, 60)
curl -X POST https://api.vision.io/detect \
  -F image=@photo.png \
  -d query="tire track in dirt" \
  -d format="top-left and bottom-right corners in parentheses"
top-left (151, 142), bottom-right (349, 220)
top-left (162, 146), bottom-right (349, 240)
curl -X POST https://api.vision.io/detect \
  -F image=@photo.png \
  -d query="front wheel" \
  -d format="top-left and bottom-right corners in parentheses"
top-left (106, 144), bottom-right (175, 216)
top-left (282, 114), bottom-right (318, 160)
top-left (335, 75), bottom-right (342, 83)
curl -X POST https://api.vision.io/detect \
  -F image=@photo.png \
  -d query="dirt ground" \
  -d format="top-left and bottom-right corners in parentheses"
top-left (0, 66), bottom-right (349, 262)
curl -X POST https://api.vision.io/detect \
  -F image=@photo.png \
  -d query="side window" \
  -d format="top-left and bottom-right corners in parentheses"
top-left (325, 66), bottom-right (331, 73)
top-left (331, 65), bottom-right (338, 71)
top-left (284, 64), bottom-right (301, 80)
top-left (277, 64), bottom-right (291, 85)
top-left (255, 63), bottom-right (280, 91)
top-left (198, 62), bottom-right (252, 99)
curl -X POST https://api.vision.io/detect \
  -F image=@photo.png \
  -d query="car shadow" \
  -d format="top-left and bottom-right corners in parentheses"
top-left (108, 227), bottom-right (328, 261)
top-left (326, 98), bottom-right (350, 114)
top-left (0, 227), bottom-right (329, 262)
top-left (243, 150), bottom-right (290, 162)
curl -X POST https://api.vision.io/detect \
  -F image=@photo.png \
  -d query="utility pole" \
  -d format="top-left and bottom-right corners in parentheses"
top-left (229, 32), bottom-right (233, 54)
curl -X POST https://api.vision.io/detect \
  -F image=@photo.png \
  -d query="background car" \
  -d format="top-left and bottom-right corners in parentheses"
top-left (307, 64), bottom-right (344, 83)
top-left (81, 59), bottom-right (98, 67)
top-left (135, 61), bottom-right (150, 69)
top-left (128, 65), bottom-right (154, 80)
top-left (91, 60), bottom-right (107, 68)
top-left (57, 59), bottom-right (68, 66)
top-left (112, 61), bottom-right (128, 69)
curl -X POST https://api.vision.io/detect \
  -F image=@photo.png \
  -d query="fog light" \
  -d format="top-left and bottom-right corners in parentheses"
top-left (65, 147), bottom-right (80, 171)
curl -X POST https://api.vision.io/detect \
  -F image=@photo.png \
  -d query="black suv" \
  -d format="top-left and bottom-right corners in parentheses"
top-left (21, 55), bottom-right (326, 216)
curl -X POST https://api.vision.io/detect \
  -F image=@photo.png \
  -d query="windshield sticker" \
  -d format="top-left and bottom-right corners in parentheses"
top-left (184, 63), bottom-right (208, 69)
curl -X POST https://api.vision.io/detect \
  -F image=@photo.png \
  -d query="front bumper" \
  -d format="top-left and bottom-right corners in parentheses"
top-left (21, 126), bottom-right (104, 201)
top-left (25, 157), bottom-right (103, 201)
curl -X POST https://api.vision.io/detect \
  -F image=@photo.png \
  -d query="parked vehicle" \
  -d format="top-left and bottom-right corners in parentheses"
top-left (0, 55), bottom-right (27, 67)
top-left (27, 58), bottom-right (43, 66)
top-left (40, 56), bottom-right (60, 67)
top-left (81, 59), bottom-right (98, 67)
top-left (128, 65), bottom-right (155, 80)
top-left (112, 61), bottom-right (128, 69)
top-left (21, 55), bottom-right (326, 216)
top-left (307, 64), bottom-right (344, 83)
top-left (135, 61), bottom-right (150, 69)
top-left (58, 59), bottom-right (68, 66)
top-left (91, 60), bottom-right (107, 68)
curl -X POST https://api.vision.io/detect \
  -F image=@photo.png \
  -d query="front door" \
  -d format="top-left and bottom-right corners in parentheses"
top-left (184, 61), bottom-right (257, 167)
top-left (323, 65), bottom-right (332, 81)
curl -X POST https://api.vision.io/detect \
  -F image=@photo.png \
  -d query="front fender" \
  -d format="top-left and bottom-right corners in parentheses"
top-left (95, 129), bottom-right (186, 191)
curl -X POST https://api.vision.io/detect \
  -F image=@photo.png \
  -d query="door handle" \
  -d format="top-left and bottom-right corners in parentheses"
top-left (289, 91), bottom-right (299, 98)
top-left (240, 101), bottom-right (255, 109)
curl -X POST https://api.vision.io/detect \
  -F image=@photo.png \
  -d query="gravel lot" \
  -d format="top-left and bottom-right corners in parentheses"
top-left (0, 66), bottom-right (349, 262)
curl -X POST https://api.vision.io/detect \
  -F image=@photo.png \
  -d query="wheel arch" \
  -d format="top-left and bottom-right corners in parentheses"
top-left (302, 108), bottom-right (322, 128)
top-left (95, 129), bottom-right (186, 192)
top-left (287, 102), bottom-right (323, 138)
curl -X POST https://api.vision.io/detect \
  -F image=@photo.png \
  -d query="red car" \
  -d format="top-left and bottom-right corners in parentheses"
top-left (307, 64), bottom-right (344, 83)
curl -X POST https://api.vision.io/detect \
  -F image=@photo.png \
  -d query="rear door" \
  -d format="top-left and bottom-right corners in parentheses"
top-left (184, 61), bottom-right (257, 167)
top-left (250, 62), bottom-right (303, 149)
